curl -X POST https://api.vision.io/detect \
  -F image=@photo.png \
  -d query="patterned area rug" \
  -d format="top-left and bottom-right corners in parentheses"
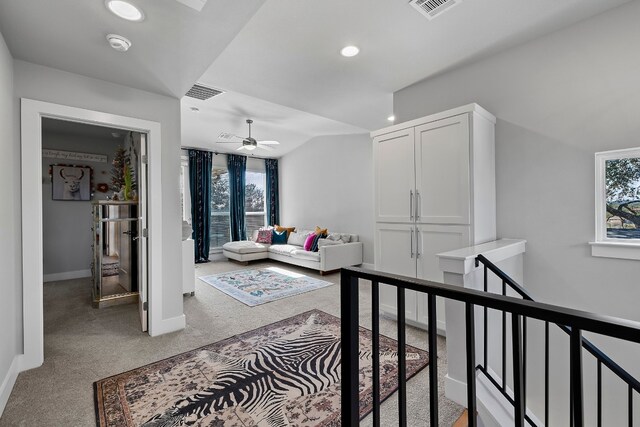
top-left (102, 261), bottom-right (119, 277)
top-left (199, 267), bottom-right (334, 306)
top-left (94, 310), bottom-right (429, 427)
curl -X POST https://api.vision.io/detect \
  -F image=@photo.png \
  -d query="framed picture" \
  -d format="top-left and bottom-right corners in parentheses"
top-left (52, 165), bottom-right (92, 201)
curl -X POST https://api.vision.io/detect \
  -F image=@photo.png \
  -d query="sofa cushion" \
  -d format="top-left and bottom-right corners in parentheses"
top-left (315, 226), bottom-right (328, 235)
top-left (318, 239), bottom-right (342, 248)
top-left (274, 225), bottom-right (296, 237)
top-left (256, 229), bottom-right (272, 244)
top-left (222, 241), bottom-right (269, 254)
top-left (287, 231), bottom-right (310, 247)
top-left (268, 244), bottom-right (299, 256)
top-left (292, 250), bottom-right (320, 262)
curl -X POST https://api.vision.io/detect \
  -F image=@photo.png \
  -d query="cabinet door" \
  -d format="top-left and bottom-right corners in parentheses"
top-left (373, 128), bottom-right (415, 223)
top-left (415, 224), bottom-right (471, 331)
top-left (375, 223), bottom-right (417, 321)
top-left (415, 114), bottom-right (470, 224)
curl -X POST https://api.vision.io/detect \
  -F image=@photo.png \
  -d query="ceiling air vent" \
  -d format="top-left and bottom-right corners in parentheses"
top-left (409, 0), bottom-right (463, 20)
top-left (185, 84), bottom-right (224, 101)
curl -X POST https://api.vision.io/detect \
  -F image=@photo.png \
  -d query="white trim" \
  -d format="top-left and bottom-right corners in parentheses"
top-left (150, 314), bottom-right (186, 337)
top-left (21, 98), bottom-right (164, 371)
top-left (43, 269), bottom-right (91, 282)
top-left (370, 103), bottom-right (496, 138)
top-left (0, 356), bottom-right (21, 417)
top-left (437, 239), bottom-right (527, 275)
top-left (589, 241), bottom-right (640, 260)
top-left (360, 262), bottom-right (375, 270)
top-left (444, 374), bottom-right (467, 407)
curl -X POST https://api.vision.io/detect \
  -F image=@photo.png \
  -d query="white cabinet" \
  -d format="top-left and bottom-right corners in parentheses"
top-left (372, 104), bottom-right (496, 334)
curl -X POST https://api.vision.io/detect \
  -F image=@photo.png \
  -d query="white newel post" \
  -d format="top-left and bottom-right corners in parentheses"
top-left (437, 239), bottom-right (527, 426)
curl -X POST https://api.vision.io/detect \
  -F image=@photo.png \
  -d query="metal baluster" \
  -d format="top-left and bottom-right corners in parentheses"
top-left (629, 385), bottom-right (633, 427)
top-left (466, 302), bottom-right (477, 427)
top-left (397, 286), bottom-right (407, 427)
top-left (523, 316), bottom-right (527, 413)
top-left (570, 327), bottom-right (584, 427)
top-left (597, 360), bottom-right (602, 427)
top-left (502, 281), bottom-right (507, 389)
top-left (483, 265), bottom-right (488, 369)
top-left (340, 271), bottom-right (359, 426)
top-left (512, 313), bottom-right (525, 427)
top-left (428, 294), bottom-right (439, 426)
top-left (372, 281), bottom-right (380, 427)
top-left (545, 321), bottom-right (550, 427)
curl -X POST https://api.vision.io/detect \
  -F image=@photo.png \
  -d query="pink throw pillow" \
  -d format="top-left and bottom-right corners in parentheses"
top-left (303, 233), bottom-right (316, 251)
top-left (256, 229), bottom-right (272, 244)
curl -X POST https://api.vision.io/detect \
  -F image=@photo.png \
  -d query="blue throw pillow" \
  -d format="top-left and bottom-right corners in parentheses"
top-left (311, 233), bottom-right (327, 252)
top-left (272, 229), bottom-right (287, 245)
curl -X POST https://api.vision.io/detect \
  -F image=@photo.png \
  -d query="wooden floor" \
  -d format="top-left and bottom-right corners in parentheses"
top-left (453, 410), bottom-right (468, 427)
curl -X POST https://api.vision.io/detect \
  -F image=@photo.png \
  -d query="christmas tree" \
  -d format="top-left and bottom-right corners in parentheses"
top-left (111, 146), bottom-right (129, 193)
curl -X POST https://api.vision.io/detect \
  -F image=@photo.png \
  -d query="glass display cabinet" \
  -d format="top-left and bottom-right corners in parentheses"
top-left (91, 200), bottom-right (139, 308)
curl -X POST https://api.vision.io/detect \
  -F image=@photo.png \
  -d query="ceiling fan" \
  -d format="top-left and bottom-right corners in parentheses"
top-left (216, 119), bottom-right (280, 152)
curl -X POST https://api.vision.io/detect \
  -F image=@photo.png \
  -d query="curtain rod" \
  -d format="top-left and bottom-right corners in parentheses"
top-left (180, 145), bottom-right (279, 160)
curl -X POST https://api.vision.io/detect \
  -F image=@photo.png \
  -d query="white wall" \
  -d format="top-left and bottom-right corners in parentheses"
top-left (280, 133), bottom-right (374, 264)
top-left (0, 30), bottom-right (20, 415)
top-left (13, 60), bottom-right (184, 322)
top-left (394, 2), bottom-right (640, 424)
top-left (41, 132), bottom-right (122, 277)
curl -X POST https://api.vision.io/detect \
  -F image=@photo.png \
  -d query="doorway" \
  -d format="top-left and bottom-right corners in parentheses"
top-left (21, 99), bottom-right (164, 372)
top-left (41, 118), bottom-right (149, 331)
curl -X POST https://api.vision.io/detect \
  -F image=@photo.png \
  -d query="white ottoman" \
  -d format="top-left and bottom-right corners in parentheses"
top-left (222, 241), bottom-right (269, 264)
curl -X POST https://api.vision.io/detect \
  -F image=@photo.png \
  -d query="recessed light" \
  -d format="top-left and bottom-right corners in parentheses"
top-left (105, 0), bottom-right (144, 22)
top-left (387, 115), bottom-right (396, 122)
top-left (107, 34), bottom-right (132, 52)
top-left (340, 45), bottom-right (360, 57)
top-left (190, 107), bottom-right (200, 113)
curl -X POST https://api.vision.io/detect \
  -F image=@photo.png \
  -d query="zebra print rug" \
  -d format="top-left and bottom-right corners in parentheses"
top-left (94, 310), bottom-right (429, 427)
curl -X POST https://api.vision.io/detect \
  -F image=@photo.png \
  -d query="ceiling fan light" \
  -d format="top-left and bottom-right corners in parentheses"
top-left (245, 145), bottom-right (256, 151)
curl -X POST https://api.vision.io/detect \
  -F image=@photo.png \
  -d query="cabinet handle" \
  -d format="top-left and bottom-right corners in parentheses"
top-left (410, 226), bottom-right (414, 258)
top-left (409, 190), bottom-right (414, 220)
top-left (416, 190), bottom-right (421, 220)
top-left (416, 228), bottom-right (421, 258)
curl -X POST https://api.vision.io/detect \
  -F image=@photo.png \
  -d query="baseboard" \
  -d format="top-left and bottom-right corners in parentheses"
top-left (43, 269), bottom-right (91, 282)
top-left (150, 314), bottom-right (186, 337)
top-left (445, 374), bottom-right (468, 408)
top-left (0, 355), bottom-right (21, 417)
top-left (360, 262), bottom-right (375, 270)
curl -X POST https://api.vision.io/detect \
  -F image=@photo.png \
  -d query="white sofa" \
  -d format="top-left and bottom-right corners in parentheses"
top-left (222, 229), bottom-right (363, 274)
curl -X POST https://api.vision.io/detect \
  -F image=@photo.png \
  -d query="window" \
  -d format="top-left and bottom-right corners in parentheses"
top-left (245, 158), bottom-right (267, 237)
top-left (211, 155), bottom-right (231, 249)
top-left (591, 147), bottom-right (640, 260)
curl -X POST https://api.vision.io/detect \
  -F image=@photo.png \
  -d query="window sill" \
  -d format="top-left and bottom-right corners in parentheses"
top-left (589, 241), bottom-right (640, 261)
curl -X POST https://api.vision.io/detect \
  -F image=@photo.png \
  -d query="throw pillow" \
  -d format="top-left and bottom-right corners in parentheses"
top-left (315, 226), bottom-right (328, 235)
top-left (272, 230), bottom-right (288, 245)
top-left (327, 233), bottom-right (351, 244)
top-left (303, 233), bottom-right (316, 251)
top-left (311, 234), bottom-right (325, 252)
top-left (275, 225), bottom-right (296, 237)
top-left (256, 229), bottom-right (272, 244)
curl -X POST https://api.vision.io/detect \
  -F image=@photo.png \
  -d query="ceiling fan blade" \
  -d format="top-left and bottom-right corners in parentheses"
top-left (218, 132), bottom-right (243, 141)
top-left (216, 141), bottom-right (241, 144)
top-left (257, 140), bottom-right (280, 145)
top-left (257, 144), bottom-right (274, 151)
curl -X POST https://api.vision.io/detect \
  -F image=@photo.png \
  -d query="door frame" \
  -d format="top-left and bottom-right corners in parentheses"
top-left (20, 99), bottom-right (162, 371)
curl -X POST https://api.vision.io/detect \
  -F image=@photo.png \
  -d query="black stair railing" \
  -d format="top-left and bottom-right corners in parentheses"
top-left (340, 266), bottom-right (640, 427)
top-left (475, 254), bottom-right (640, 427)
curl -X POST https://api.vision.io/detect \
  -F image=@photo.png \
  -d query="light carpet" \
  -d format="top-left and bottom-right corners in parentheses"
top-left (199, 267), bottom-right (333, 306)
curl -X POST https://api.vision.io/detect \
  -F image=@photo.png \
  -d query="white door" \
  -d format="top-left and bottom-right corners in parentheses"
top-left (415, 224), bottom-right (471, 331)
top-left (375, 223), bottom-right (417, 321)
top-left (415, 114), bottom-right (471, 224)
top-left (137, 133), bottom-right (149, 332)
top-left (373, 128), bottom-right (415, 223)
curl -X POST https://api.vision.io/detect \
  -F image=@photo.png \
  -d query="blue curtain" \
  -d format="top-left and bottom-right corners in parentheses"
top-left (188, 149), bottom-right (212, 263)
top-left (227, 154), bottom-right (247, 241)
top-left (265, 158), bottom-right (280, 226)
